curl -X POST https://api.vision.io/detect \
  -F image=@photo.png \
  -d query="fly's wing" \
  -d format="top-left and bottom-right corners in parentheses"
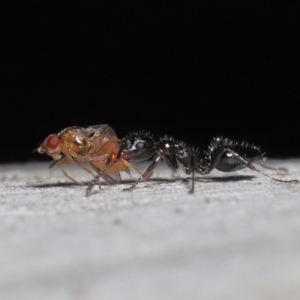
top-left (83, 124), bottom-right (117, 138)
top-left (87, 153), bottom-right (111, 163)
top-left (57, 126), bottom-right (83, 136)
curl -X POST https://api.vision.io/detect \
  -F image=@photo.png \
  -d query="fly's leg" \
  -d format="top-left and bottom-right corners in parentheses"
top-left (127, 163), bottom-right (143, 175)
top-left (51, 157), bottom-right (84, 185)
top-left (57, 165), bottom-right (84, 185)
top-left (86, 156), bottom-right (142, 196)
top-left (102, 173), bottom-right (121, 184)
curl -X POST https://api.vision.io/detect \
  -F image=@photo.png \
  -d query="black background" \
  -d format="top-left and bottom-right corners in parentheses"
top-left (1, 1), bottom-right (299, 162)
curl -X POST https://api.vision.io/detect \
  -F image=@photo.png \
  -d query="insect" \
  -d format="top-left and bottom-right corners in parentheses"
top-left (122, 135), bottom-right (196, 192)
top-left (87, 134), bottom-right (298, 195)
top-left (37, 124), bottom-right (140, 185)
top-left (194, 136), bottom-right (297, 180)
top-left (85, 130), bottom-right (155, 195)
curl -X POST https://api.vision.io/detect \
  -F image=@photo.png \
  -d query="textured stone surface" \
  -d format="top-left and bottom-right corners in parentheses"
top-left (1, 160), bottom-right (300, 300)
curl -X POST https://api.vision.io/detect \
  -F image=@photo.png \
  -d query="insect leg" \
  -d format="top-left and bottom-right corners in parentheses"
top-left (51, 156), bottom-right (84, 185)
top-left (57, 165), bottom-right (84, 185)
top-left (86, 160), bottom-right (119, 196)
top-left (188, 149), bottom-right (196, 194)
top-left (226, 149), bottom-right (299, 183)
top-left (123, 153), bottom-right (162, 191)
top-left (258, 161), bottom-right (288, 173)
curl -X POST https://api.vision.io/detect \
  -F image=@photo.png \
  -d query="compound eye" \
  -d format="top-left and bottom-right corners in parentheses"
top-left (46, 135), bottom-right (60, 150)
top-left (136, 142), bottom-right (145, 149)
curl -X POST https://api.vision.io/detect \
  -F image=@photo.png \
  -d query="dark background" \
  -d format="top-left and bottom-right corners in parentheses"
top-left (1, 1), bottom-right (299, 162)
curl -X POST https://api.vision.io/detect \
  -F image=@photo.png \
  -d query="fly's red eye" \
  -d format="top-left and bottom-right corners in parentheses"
top-left (46, 135), bottom-right (60, 149)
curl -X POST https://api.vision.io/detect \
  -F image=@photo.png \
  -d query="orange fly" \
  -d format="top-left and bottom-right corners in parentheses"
top-left (38, 124), bottom-right (135, 185)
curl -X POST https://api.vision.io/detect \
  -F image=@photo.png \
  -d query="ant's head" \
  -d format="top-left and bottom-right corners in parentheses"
top-left (38, 134), bottom-right (63, 160)
top-left (122, 131), bottom-right (155, 161)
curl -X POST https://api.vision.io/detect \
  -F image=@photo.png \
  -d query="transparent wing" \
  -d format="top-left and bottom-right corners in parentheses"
top-left (87, 153), bottom-right (112, 163)
top-left (83, 124), bottom-right (117, 138)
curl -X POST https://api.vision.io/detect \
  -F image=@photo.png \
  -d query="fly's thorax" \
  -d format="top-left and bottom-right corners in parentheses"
top-left (59, 129), bottom-right (90, 158)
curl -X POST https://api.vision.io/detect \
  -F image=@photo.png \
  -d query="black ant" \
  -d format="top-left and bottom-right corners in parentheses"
top-left (86, 133), bottom-right (298, 196)
top-left (121, 135), bottom-right (197, 192)
top-left (194, 136), bottom-right (297, 185)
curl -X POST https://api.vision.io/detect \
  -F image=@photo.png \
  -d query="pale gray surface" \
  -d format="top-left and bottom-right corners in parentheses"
top-left (1, 160), bottom-right (300, 300)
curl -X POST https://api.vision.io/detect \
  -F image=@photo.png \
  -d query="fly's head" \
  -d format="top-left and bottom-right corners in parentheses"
top-left (38, 134), bottom-right (63, 161)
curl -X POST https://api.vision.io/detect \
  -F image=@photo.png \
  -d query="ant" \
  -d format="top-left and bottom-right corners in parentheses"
top-left (194, 136), bottom-right (298, 187)
top-left (86, 133), bottom-right (298, 195)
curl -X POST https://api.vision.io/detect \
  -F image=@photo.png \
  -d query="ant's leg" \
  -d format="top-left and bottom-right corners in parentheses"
top-left (123, 154), bottom-right (162, 191)
top-left (80, 164), bottom-right (120, 186)
top-left (258, 161), bottom-right (288, 173)
top-left (226, 149), bottom-right (299, 183)
top-left (86, 160), bottom-right (118, 196)
top-left (189, 150), bottom-right (197, 194)
top-left (89, 165), bottom-right (113, 186)
top-left (185, 149), bottom-right (196, 194)
top-left (86, 156), bottom-right (140, 196)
